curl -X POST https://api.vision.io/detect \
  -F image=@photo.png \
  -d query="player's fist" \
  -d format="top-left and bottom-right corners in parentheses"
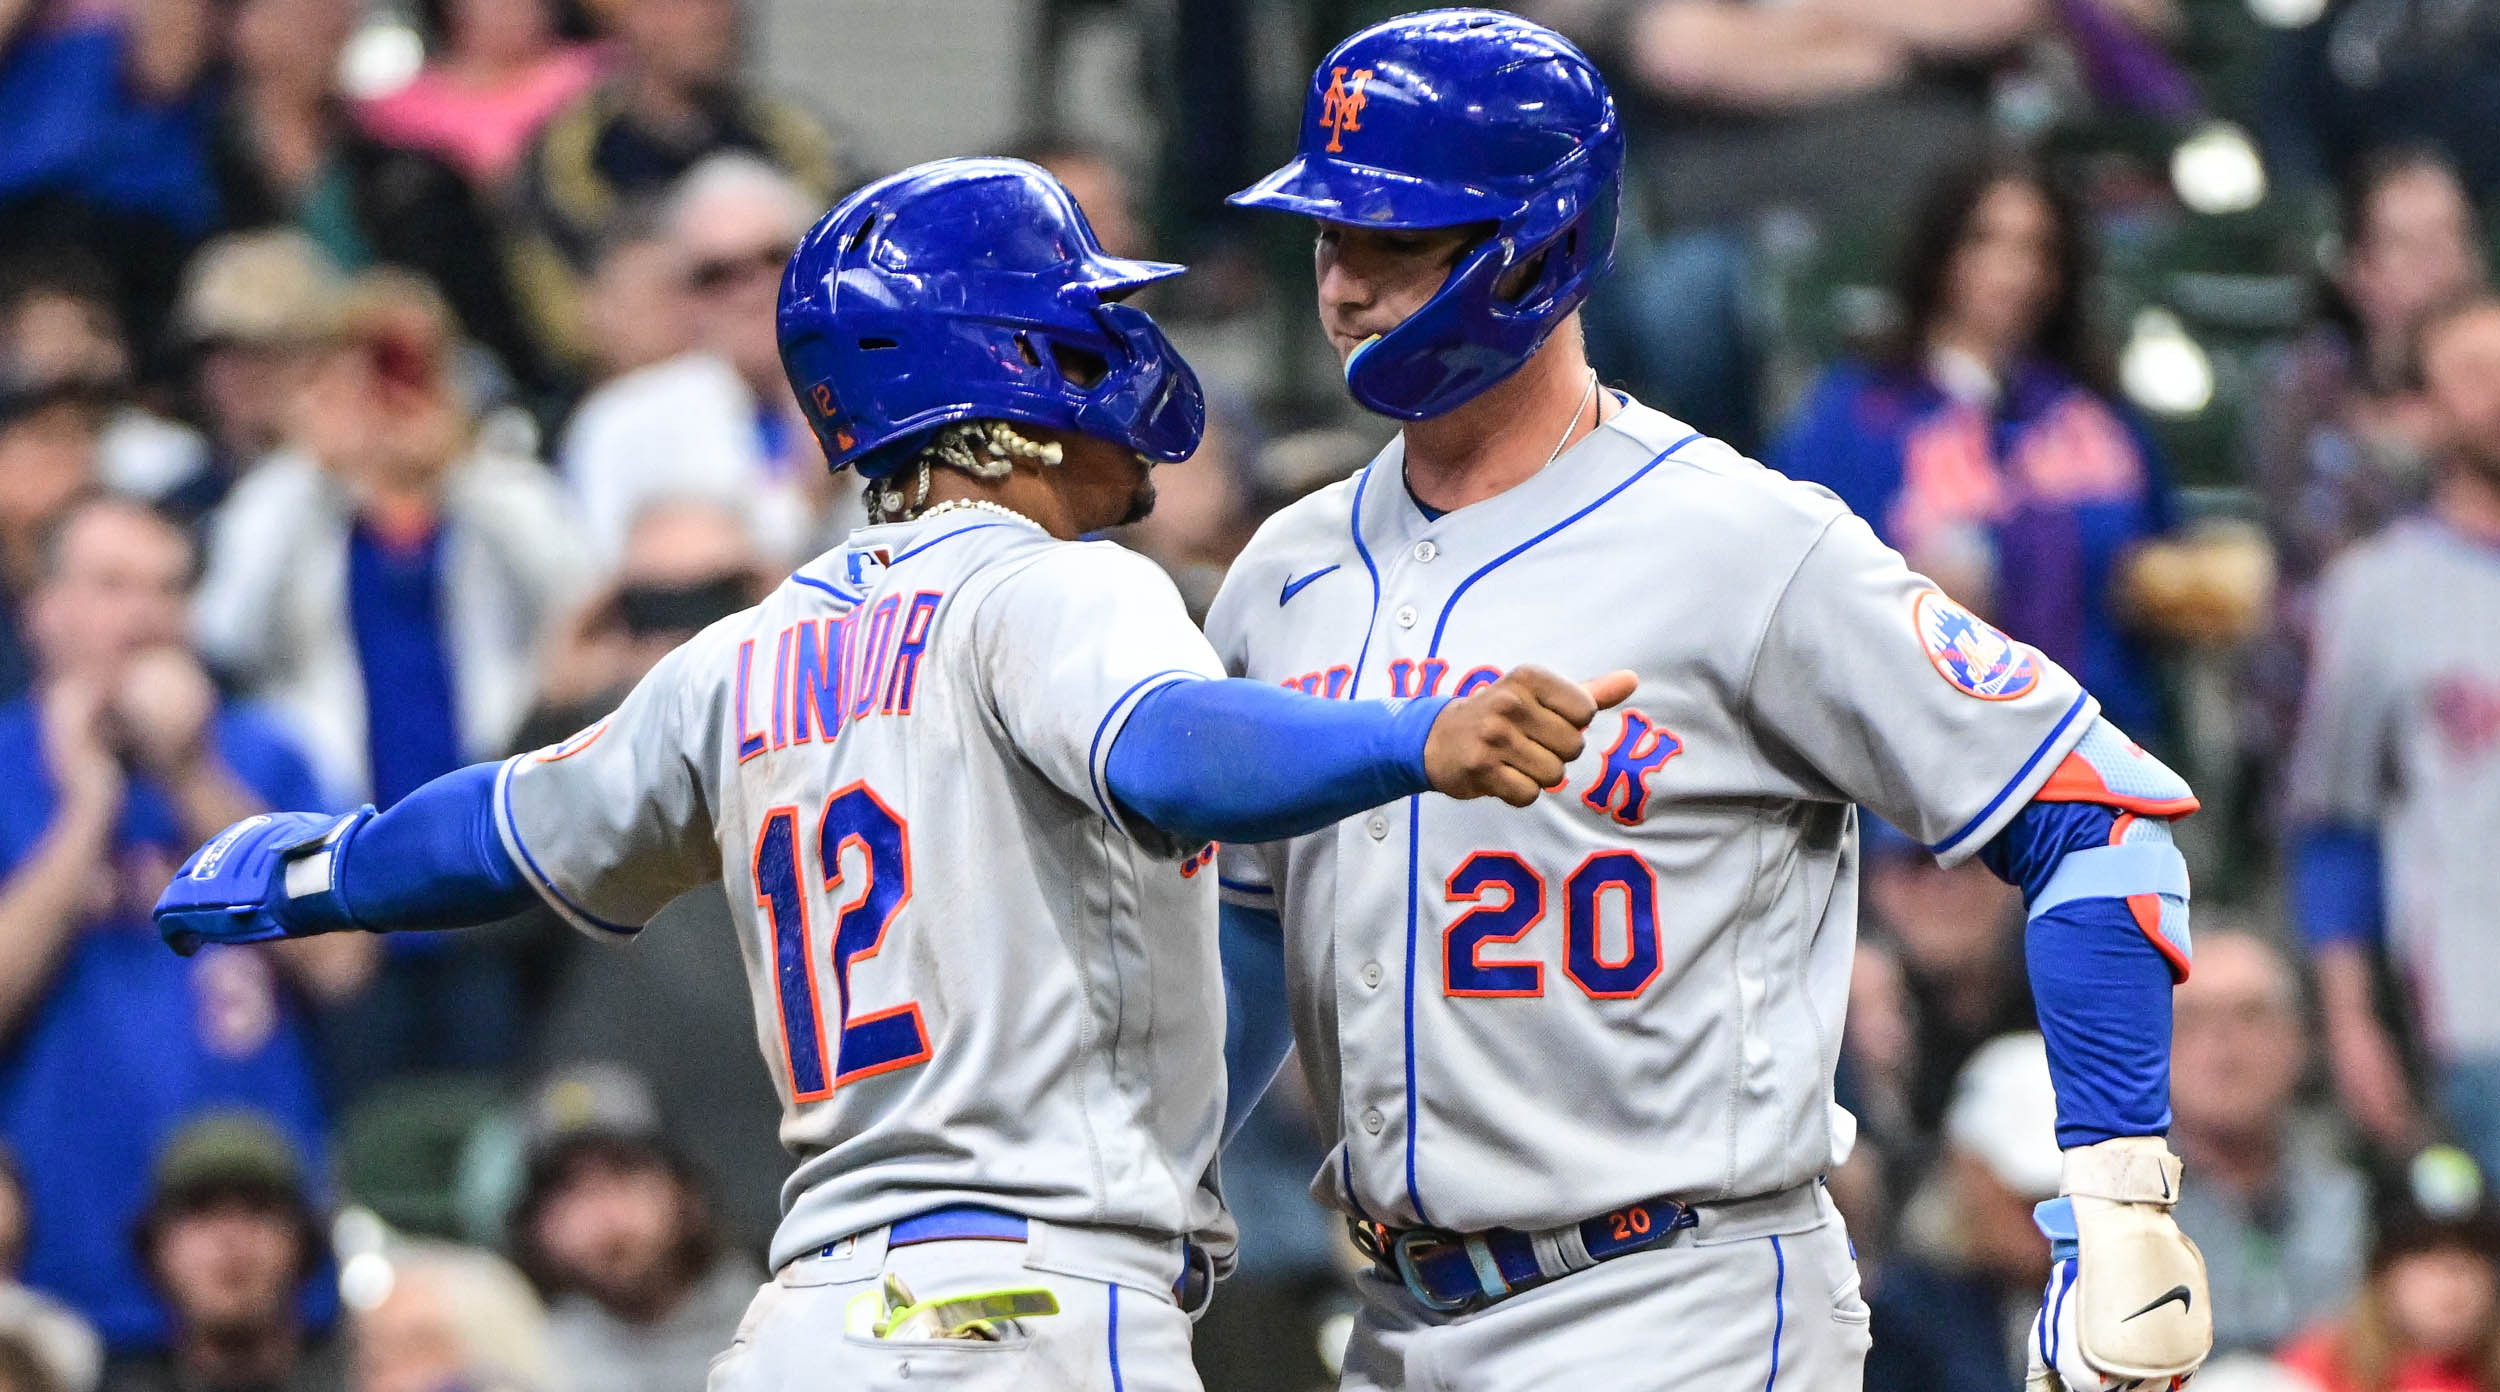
top-left (154, 808), bottom-right (373, 956)
top-left (1423, 666), bottom-right (1637, 808)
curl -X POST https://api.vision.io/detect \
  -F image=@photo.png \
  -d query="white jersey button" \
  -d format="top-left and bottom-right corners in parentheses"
top-left (1361, 961), bottom-right (1383, 988)
top-left (1362, 1108), bottom-right (1385, 1135)
top-left (1412, 541), bottom-right (1438, 563)
top-left (1394, 604), bottom-right (1418, 629)
top-left (1366, 814), bottom-right (1388, 840)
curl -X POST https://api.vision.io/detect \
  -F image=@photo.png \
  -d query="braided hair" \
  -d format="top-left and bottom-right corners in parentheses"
top-left (866, 420), bottom-right (1066, 522)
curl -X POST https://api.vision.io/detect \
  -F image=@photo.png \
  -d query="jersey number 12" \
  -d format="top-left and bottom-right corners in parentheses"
top-left (752, 783), bottom-right (931, 1102)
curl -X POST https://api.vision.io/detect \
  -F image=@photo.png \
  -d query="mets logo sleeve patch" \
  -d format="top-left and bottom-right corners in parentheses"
top-left (1913, 590), bottom-right (2042, 700)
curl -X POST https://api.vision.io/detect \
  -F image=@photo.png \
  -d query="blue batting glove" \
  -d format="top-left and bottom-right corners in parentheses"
top-left (155, 808), bottom-right (375, 956)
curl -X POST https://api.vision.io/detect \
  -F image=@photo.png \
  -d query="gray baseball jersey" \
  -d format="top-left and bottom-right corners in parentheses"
top-left (1204, 398), bottom-right (2098, 1233)
top-left (2288, 515), bottom-right (2500, 1057)
top-left (492, 512), bottom-right (1236, 1275)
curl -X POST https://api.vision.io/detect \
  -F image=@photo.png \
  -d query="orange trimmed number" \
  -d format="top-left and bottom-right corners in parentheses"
top-left (1609, 1206), bottom-right (1653, 1241)
top-left (1443, 849), bottom-right (1664, 1002)
top-left (753, 782), bottom-right (929, 1101)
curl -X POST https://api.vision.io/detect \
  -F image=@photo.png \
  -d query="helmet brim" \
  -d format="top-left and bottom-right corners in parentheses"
top-left (1070, 254), bottom-right (1187, 299)
top-left (1227, 154), bottom-right (1522, 230)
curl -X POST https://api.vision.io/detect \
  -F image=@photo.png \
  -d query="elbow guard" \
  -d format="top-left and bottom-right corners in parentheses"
top-left (2030, 717), bottom-right (2198, 981)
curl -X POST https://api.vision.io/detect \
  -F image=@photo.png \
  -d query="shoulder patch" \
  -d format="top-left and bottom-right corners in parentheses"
top-left (1912, 590), bottom-right (2041, 701)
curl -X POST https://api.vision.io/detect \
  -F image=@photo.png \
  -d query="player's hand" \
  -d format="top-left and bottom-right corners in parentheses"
top-left (1423, 666), bottom-right (1637, 807)
top-left (154, 808), bottom-right (373, 956)
top-left (2025, 1144), bottom-right (2210, 1392)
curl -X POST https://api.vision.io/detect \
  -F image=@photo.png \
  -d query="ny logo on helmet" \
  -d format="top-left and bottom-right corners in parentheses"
top-left (1321, 66), bottom-right (1374, 153)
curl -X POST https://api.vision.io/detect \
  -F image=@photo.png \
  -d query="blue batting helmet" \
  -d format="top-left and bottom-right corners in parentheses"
top-left (1229, 9), bottom-right (1622, 420)
top-left (777, 157), bottom-right (1205, 479)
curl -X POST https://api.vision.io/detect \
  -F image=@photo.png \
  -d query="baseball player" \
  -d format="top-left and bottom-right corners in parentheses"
top-left (1213, 12), bottom-right (2213, 1390)
top-left (152, 157), bottom-right (1630, 1391)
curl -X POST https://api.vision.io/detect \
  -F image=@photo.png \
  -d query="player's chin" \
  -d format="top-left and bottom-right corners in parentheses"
top-left (1117, 470), bottom-right (1158, 528)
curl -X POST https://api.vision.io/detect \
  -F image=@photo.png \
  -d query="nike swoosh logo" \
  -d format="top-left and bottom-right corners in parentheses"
top-left (1280, 565), bottom-right (1340, 606)
top-left (2123, 1285), bottom-right (2193, 1321)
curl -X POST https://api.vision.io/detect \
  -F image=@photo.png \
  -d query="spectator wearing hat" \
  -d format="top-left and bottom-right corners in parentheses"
top-left (99, 1114), bottom-right (343, 1392)
top-left (157, 233), bottom-right (347, 528)
top-left (191, 270), bottom-right (585, 1096)
top-left (2279, 1177), bottom-right (2500, 1392)
top-left (2170, 928), bottom-right (2371, 1357)
top-left (505, 1065), bottom-right (758, 1392)
top-left (1865, 1032), bottom-right (2064, 1392)
top-left (0, 494), bottom-right (356, 1350)
top-left (208, 0), bottom-right (550, 403)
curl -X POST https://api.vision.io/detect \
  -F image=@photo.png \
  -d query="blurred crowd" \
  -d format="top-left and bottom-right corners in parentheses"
top-left (0, 0), bottom-right (2496, 1389)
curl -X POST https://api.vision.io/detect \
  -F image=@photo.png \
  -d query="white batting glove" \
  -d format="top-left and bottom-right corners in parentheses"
top-left (2025, 1138), bottom-right (2211, 1391)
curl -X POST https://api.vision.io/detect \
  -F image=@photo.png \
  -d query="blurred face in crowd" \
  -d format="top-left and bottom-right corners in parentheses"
top-left (584, 234), bottom-right (693, 380)
top-left (1936, 178), bottom-right (2061, 362)
top-left (1949, 1148), bottom-right (2052, 1287)
top-left (674, 187), bottom-right (801, 387)
top-left (528, 1149), bottom-right (695, 1319)
top-left (2383, 1245), bottom-right (2500, 1361)
top-left (2169, 931), bottom-right (2304, 1143)
top-left (149, 1197), bottom-right (304, 1337)
top-left (2347, 162), bottom-right (2483, 355)
top-left (2422, 302), bottom-right (2500, 483)
top-left (0, 402), bottom-right (100, 552)
top-left (612, 499), bottom-right (759, 674)
top-left (1036, 151), bottom-right (1142, 262)
top-left (195, 337), bottom-right (325, 460)
top-left (354, 1267), bottom-right (469, 1392)
top-left (230, 0), bottom-right (356, 93)
top-left (292, 283), bottom-right (468, 495)
top-left (616, 0), bottom-right (739, 91)
top-left (446, 0), bottom-right (557, 66)
top-left (7, 291), bottom-right (127, 386)
top-left (1314, 222), bottom-right (1472, 364)
top-left (29, 502), bottom-right (192, 686)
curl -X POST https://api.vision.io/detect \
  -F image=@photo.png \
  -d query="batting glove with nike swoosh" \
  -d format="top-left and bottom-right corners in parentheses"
top-left (2027, 1137), bottom-right (2212, 1391)
top-left (154, 808), bottom-right (376, 956)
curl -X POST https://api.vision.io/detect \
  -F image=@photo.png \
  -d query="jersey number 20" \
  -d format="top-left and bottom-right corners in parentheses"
top-left (752, 783), bottom-right (930, 1102)
top-left (1444, 850), bottom-right (1662, 999)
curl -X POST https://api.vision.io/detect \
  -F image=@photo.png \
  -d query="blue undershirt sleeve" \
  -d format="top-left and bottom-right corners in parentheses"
top-left (332, 762), bottom-right (537, 932)
top-left (1221, 901), bottom-right (1294, 1148)
top-left (1981, 799), bottom-right (2177, 1146)
top-left (1104, 679), bottom-right (1450, 847)
top-left (2291, 822), bottom-right (2384, 951)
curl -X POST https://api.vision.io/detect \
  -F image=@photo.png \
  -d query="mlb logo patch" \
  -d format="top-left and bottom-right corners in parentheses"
top-left (1913, 590), bottom-right (2040, 701)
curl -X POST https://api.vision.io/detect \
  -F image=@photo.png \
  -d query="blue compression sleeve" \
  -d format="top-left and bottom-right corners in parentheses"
top-left (2291, 823), bottom-right (2384, 951)
top-left (332, 762), bottom-right (536, 932)
top-left (1982, 800), bottom-right (2176, 1146)
top-left (1221, 901), bottom-right (1294, 1148)
top-left (1104, 679), bottom-right (1450, 846)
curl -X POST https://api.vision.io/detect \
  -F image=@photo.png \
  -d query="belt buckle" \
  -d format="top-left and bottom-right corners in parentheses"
top-left (1387, 1228), bottom-right (1481, 1314)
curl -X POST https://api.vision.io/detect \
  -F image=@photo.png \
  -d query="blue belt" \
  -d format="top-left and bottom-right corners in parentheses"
top-left (1354, 1198), bottom-right (1699, 1313)
top-left (878, 1205), bottom-right (1212, 1312)
top-left (888, 1206), bottom-right (1031, 1247)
